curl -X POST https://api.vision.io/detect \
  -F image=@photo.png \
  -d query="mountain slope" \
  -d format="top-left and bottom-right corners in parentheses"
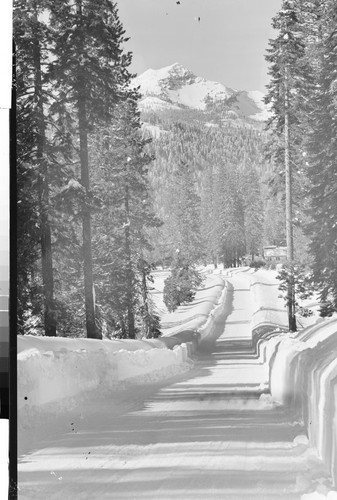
top-left (133, 63), bottom-right (269, 122)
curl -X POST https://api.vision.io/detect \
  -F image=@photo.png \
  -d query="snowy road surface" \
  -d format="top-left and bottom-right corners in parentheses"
top-left (18, 274), bottom-right (332, 499)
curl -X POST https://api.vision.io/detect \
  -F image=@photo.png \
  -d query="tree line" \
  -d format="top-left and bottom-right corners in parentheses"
top-left (15, 0), bottom-right (161, 339)
top-left (144, 118), bottom-right (269, 269)
top-left (17, 0), bottom-right (336, 337)
top-left (265, 0), bottom-right (337, 315)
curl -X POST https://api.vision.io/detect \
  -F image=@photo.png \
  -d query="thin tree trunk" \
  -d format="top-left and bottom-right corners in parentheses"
top-left (33, 3), bottom-right (56, 337)
top-left (124, 184), bottom-right (135, 339)
top-left (140, 261), bottom-right (150, 338)
top-left (76, 0), bottom-right (99, 339)
top-left (284, 64), bottom-right (297, 332)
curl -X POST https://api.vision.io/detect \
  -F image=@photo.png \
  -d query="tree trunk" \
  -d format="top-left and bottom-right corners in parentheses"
top-left (76, 0), bottom-right (99, 339)
top-left (33, 3), bottom-right (56, 337)
top-left (78, 97), bottom-right (98, 338)
top-left (124, 185), bottom-right (135, 338)
top-left (284, 64), bottom-right (297, 332)
top-left (140, 261), bottom-right (150, 338)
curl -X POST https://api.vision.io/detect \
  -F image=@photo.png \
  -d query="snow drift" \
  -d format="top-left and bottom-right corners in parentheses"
top-left (237, 268), bottom-right (289, 334)
top-left (160, 273), bottom-right (226, 336)
top-left (18, 336), bottom-right (192, 419)
top-left (270, 317), bottom-right (337, 487)
top-left (18, 272), bottom-right (227, 429)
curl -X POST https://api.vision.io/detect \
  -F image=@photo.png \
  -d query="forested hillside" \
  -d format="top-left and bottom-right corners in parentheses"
top-left (143, 115), bottom-right (272, 268)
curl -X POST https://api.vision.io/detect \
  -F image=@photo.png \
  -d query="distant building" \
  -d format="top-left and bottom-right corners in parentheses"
top-left (263, 245), bottom-right (287, 262)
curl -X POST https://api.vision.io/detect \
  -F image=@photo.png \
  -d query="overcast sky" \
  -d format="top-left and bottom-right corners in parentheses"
top-left (117, 0), bottom-right (282, 92)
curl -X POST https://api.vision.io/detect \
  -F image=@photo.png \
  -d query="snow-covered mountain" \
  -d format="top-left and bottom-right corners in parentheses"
top-left (133, 63), bottom-right (269, 122)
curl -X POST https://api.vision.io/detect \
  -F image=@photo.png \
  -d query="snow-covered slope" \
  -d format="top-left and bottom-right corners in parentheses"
top-left (133, 63), bottom-right (234, 111)
top-left (133, 62), bottom-right (269, 121)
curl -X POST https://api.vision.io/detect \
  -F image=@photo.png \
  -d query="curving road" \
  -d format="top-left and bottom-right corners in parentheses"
top-left (18, 273), bottom-right (332, 499)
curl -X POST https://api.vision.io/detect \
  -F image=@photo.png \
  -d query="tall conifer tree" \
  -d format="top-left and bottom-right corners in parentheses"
top-left (15, 0), bottom-right (57, 336)
top-left (265, 0), bottom-right (312, 330)
top-left (48, 0), bottom-right (133, 338)
top-left (90, 93), bottom-right (161, 339)
top-left (304, 0), bottom-right (337, 310)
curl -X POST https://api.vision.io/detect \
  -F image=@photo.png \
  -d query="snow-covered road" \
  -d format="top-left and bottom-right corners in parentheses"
top-left (18, 274), bottom-right (333, 499)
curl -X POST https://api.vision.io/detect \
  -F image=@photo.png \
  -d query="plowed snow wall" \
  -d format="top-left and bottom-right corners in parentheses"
top-left (18, 339), bottom-right (191, 414)
top-left (270, 318), bottom-right (337, 486)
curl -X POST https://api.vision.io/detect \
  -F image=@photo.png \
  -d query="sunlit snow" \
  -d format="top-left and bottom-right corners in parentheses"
top-left (17, 268), bottom-right (337, 499)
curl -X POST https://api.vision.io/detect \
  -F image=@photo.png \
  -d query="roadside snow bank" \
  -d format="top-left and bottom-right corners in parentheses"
top-left (239, 269), bottom-right (288, 334)
top-left (18, 271), bottom-right (227, 427)
top-left (160, 274), bottom-right (227, 345)
top-left (270, 317), bottom-right (337, 486)
top-left (18, 336), bottom-right (192, 424)
top-left (197, 278), bottom-right (230, 349)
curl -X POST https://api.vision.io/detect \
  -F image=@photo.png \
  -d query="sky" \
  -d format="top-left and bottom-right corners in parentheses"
top-left (117, 0), bottom-right (282, 93)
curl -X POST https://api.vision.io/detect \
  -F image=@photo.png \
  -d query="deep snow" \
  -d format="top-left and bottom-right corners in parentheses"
top-left (17, 271), bottom-right (226, 452)
top-left (15, 268), bottom-right (337, 498)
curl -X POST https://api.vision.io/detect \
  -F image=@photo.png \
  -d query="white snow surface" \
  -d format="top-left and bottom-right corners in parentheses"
top-left (17, 267), bottom-right (337, 497)
top-left (270, 317), bottom-right (337, 487)
top-left (133, 64), bottom-right (187, 95)
top-left (165, 77), bottom-right (232, 110)
top-left (17, 271), bottom-right (226, 433)
top-left (18, 336), bottom-right (191, 407)
top-left (138, 95), bottom-right (181, 112)
top-left (159, 270), bottom-right (226, 337)
top-left (133, 62), bottom-right (269, 118)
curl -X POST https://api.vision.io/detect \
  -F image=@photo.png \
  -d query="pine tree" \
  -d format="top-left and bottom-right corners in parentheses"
top-left (90, 93), bottom-right (161, 339)
top-left (265, 0), bottom-right (313, 330)
top-left (171, 161), bottom-right (204, 264)
top-left (48, 0), bottom-right (133, 338)
top-left (243, 166), bottom-right (264, 261)
top-left (15, 0), bottom-right (57, 336)
top-left (215, 161), bottom-right (246, 267)
top-left (163, 253), bottom-right (203, 312)
top-left (304, 0), bottom-right (337, 310)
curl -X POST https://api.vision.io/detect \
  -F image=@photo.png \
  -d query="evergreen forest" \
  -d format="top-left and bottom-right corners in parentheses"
top-left (15, 0), bottom-right (337, 339)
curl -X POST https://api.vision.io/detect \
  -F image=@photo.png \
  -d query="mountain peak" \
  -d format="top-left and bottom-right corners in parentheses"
top-left (133, 63), bottom-right (232, 111)
top-left (143, 62), bottom-right (194, 78)
top-left (133, 63), bottom-right (269, 121)
top-left (165, 62), bottom-right (194, 76)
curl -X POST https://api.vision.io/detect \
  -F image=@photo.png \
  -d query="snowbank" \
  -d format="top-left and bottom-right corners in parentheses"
top-left (160, 274), bottom-right (227, 341)
top-left (18, 335), bottom-right (192, 426)
top-left (197, 278), bottom-right (230, 348)
top-left (237, 268), bottom-right (288, 334)
top-left (235, 268), bottom-right (337, 488)
top-left (151, 270), bottom-right (228, 352)
top-left (233, 268), bottom-right (337, 488)
top-left (18, 270), bottom-right (227, 429)
top-left (270, 317), bottom-right (337, 487)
